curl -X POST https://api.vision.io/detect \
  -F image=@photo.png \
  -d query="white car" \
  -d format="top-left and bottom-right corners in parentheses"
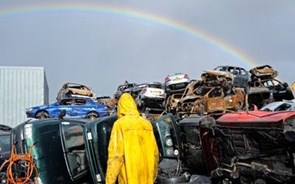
top-left (164, 73), bottom-right (190, 95)
top-left (136, 82), bottom-right (166, 112)
top-left (260, 100), bottom-right (295, 111)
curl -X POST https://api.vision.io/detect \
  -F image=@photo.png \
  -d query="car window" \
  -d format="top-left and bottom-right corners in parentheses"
top-left (240, 68), bottom-right (247, 75)
top-left (60, 99), bottom-right (73, 105)
top-left (74, 99), bottom-right (86, 105)
top-left (148, 83), bottom-right (163, 89)
top-left (0, 134), bottom-right (10, 152)
top-left (208, 88), bottom-right (222, 98)
top-left (194, 86), bottom-right (211, 96)
top-left (275, 103), bottom-right (292, 111)
top-left (215, 66), bottom-right (226, 71)
top-left (62, 124), bottom-right (87, 177)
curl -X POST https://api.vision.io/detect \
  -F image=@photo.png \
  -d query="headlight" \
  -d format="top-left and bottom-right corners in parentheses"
top-left (165, 137), bottom-right (173, 147)
top-left (26, 108), bottom-right (33, 112)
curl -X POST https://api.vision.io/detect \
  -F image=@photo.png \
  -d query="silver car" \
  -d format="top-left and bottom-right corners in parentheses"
top-left (260, 100), bottom-right (295, 111)
top-left (164, 73), bottom-right (191, 95)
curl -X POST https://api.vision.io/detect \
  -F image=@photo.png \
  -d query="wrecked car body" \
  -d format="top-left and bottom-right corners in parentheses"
top-left (114, 82), bottom-right (136, 100)
top-left (249, 64), bottom-right (278, 80)
top-left (200, 111), bottom-right (295, 183)
top-left (56, 82), bottom-right (95, 102)
top-left (214, 65), bottom-right (250, 88)
top-left (251, 78), bottom-right (294, 101)
top-left (177, 85), bottom-right (245, 116)
top-left (249, 65), bottom-right (294, 102)
top-left (175, 70), bottom-right (245, 116)
top-left (247, 87), bottom-right (274, 109)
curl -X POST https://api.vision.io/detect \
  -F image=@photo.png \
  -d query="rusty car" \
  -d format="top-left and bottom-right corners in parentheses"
top-left (176, 70), bottom-right (245, 116)
top-left (56, 82), bottom-right (95, 102)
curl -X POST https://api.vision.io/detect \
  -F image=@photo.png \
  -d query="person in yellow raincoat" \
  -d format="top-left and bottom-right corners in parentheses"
top-left (106, 93), bottom-right (159, 184)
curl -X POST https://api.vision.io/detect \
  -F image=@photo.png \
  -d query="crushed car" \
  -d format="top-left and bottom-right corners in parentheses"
top-left (26, 97), bottom-right (109, 119)
top-left (200, 111), bottom-right (295, 184)
top-left (250, 78), bottom-right (294, 101)
top-left (56, 82), bottom-right (95, 102)
top-left (214, 65), bottom-right (250, 88)
top-left (165, 80), bottom-right (202, 114)
top-left (249, 64), bottom-right (278, 80)
top-left (177, 70), bottom-right (245, 116)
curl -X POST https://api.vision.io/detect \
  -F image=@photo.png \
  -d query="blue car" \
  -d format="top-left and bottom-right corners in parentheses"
top-left (26, 97), bottom-right (109, 119)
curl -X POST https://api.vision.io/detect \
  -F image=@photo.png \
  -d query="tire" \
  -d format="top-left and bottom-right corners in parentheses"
top-left (36, 111), bottom-right (49, 119)
top-left (86, 112), bottom-right (99, 120)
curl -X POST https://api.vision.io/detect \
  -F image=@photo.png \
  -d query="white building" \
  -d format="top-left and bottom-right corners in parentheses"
top-left (0, 66), bottom-right (49, 127)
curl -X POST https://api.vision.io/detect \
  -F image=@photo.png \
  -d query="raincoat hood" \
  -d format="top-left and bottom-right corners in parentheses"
top-left (117, 93), bottom-right (139, 118)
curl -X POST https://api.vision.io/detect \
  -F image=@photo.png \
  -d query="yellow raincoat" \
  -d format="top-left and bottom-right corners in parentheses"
top-left (105, 93), bottom-right (159, 184)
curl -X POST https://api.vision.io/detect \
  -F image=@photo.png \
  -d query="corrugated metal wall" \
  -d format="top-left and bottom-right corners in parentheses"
top-left (0, 66), bottom-right (49, 127)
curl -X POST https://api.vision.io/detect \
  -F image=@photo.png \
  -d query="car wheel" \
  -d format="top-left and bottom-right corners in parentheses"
top-left (86, 112), bottom-right (99, 120)
top-left (36, 111), bottom-right (49, 119)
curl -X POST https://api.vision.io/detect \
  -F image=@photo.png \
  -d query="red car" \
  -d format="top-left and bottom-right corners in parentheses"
top-left (200, 111), bottom-right (295, 183)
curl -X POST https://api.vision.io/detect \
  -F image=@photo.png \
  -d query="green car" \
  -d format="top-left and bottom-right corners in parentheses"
top-left (11, 114), bottom-right (208, 184)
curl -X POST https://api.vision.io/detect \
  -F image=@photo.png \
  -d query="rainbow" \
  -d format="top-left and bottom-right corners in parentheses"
top-left (0, 2), bottom-right (259, 68)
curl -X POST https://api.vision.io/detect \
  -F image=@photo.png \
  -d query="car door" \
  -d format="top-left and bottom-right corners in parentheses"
top-left (71, 98), bottom-right (92, 118)
top-left (61, 121), bottom-right (90, 182)
top-left (207, 88), bottom-right (224, 112)
top-left (55, 99), bottom-right (74, 118)
top-left (83, 115), bottom-right (117, 184)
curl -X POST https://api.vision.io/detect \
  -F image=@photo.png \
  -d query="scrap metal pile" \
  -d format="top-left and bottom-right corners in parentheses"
top-left (1, 65), bottom-right (295, 184)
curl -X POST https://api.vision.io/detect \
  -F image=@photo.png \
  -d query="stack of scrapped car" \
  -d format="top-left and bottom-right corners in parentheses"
top-left (135, 82), bottom-right (166, 113)
top-left (200, 111), bottom-right (295, 184)
top-left (176, 70), bottom-right (245, 117)
top-left (249, 65), bottom-right (294, 102)
top-left (164, 73), bottom-right (191, 95)
top-left (114, 82), bottom-right (136, 100)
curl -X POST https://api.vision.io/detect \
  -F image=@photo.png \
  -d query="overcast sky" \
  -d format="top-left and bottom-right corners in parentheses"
top-left (0, 0), bottom-right (294, 102)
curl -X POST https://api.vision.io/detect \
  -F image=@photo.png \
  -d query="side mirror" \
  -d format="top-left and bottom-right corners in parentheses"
top-left (59, 110), bottom-right (66, 119)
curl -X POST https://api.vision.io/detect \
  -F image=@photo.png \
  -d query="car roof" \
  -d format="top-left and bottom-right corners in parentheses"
top-left (215, 65), bottom-right (245, 69)
top-left (0, 124), bottom-right (12, 132)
